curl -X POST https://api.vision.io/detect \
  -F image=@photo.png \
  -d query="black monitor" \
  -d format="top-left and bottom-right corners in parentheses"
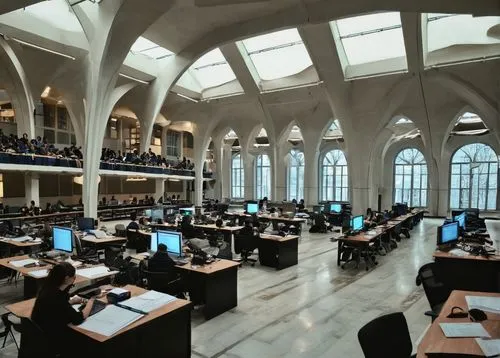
top-left (151, 209), bottom-right (164, 221)
top-left (437, 221), bottom-right (459, 246)
top-left (77, 217), bottom-right (95, 231)
top-left (245, 201), bottom-right (259, 214)
top-left (452, 212), bottom-right (466, 231)
top-left (179, 208), bottom-right (194, 216)
top-left (312, 205), bottom-right (324, 214)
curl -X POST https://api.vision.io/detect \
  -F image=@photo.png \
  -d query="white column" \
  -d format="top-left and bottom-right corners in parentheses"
top-left (222, 144), bottom-right (232, 199)
top-left (155, 179), bottom-right (165, 203)
top-left (24, 173), bottom-right (39, 207)
top-left (303, 147), bottom-right (319, 206)
top-left (161, 126), bottom-right (169, 159)
top-left (242, 152), bottom-right (255, 200)
top-left (275, 145), bottom-right (287, 201)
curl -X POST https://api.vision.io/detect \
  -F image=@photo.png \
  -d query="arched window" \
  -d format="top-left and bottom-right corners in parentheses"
top-left (393, 148), bottom-right (428, 207)
top-left (321, 149), bottom-right (348, 202)
top-left (450, 143), bottom-right (498, 210)
top-left (255, 154), bottom-right (271, 199)
top-left (231, 153), bottom-right (244, 199)
top-left (287, 150), bottom-right (304, 201)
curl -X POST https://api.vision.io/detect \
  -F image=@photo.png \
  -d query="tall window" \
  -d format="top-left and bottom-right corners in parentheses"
top-left (288, 150), bottom-right (304, 201)
top-left (393, 148), bottom-right (428, 207)
top-left (450, 143), bottom-right (498, 210)
top-left (231, 154), bottom-right (244, 199)
top-left (166, 130), bottom-right (180, 157)
top-left (256, 154), bottom-right (271, 199)
top-left (321, 149), bottom-right (348, 201)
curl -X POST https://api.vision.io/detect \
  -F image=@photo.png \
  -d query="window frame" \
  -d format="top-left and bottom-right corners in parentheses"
top-left (320, 149), bottom-right (349, 202)
top-left (231, 153), bottom-right (244, 199)
top-left (255, 153), bottom-right (271, 199)
top-left (287, 150), bottom-right (304, 201)
top-left (393, 148), bottom-right (428, 208)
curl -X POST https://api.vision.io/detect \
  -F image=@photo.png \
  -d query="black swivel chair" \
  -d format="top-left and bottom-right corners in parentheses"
top-left (18, 318), bottom-right (61, 358)
top-left (358, 312), bottom-right (415, 358)
top-left (0, 313), bottom-right (20, 350)
top-left (234, 233), bottom-right (258, 267)
top-left (416, 262), bottom-right (451, 321)
top-left (126, 229), bottom-right (148, 253)
top-left (139, 261), bottom-right (184, 298)
top-left (114, 224), bottom-right (127, 237)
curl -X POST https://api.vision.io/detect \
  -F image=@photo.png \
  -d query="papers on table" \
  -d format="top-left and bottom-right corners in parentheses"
top-left (448, 248), bottom-right (469, 257)
top-left (9, 259), bottom-right (37, 267)
top-left (439, 323), bottom-right (491, 338)
top-left (466, 296), bottom-right (500, 314)
top-left (27, 269), bottom-right (48, 278)
top-left (475, 339), bottom-right (500, 357)
top-left (78, 305), bottom-right (143, 337)
top-left (72, 304), bottom-right (81, 312)
top-left (10, 236), bottom-right (33, 242)
top-left (119, 290), bottom-right (176, 313)
top-left (109, 287), bottom-right (129, 295)
top-left (77, 266), bottom-right (114, 279)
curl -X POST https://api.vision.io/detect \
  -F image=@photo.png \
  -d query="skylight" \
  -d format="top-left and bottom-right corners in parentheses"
top-left (426, 14), bottom-right (500, 53)
top-left (188, 48), bottom-right (237, 89)
top-left (333, 12), bottom-right (407, 66)
top-left (20, 0), bottom-right (81, 32)
top-left (395, 118), bottom-right (414, 125)
top-left (456, 112), bottom-right (484, 125)
top-left (242, 29), bottom-right (314, 80)
top-left (130, 37), bottom-right (174, 60)
top-left (324, 120), bottom-right (343, 139)
top-left (225, 130), bottom-right (238, 140)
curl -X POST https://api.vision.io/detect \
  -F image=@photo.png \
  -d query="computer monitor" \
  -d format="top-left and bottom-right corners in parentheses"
top-left (149, 232), bottom-right (158, 252)
top-left (437, 221), bottom-right (459, 246)
top-left (144, 209), bottom-right (152, 217)
top-left (351, 215), bottom-right (364, 232)
top-left (313, 205), bottom-right (324, 214)
top-left (330, 203), bottom-right (342, 213)
top-left (53, 227), bottom-right (73, 253)
top-left (77, 217), bottom-right (95, 231)
top-left (246, 202), bottom-right (259, 214)
top-left (151, 209), bottom-right (164, 221)
top-left (452, 212), bottom-right (466, 231)
top-left (157, 230), bottom-right (183, 257)
top-left (179, 208), bottom-right (194, 216)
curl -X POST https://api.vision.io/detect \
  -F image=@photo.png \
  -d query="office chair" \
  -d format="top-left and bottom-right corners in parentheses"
top-left (18, 318), bottom-right (61, 357)
top-left (126, 229), bottom-right (148, 253)
top-left (358, 312), bottom-right (415, 358)
top-left (0, 313), bottom-right (20, 350)
top-left (114, 224), bottom-right (127, 237)
top-left (139, 262), bottom-right (184, 298)
top-left (234, 233), bottom-right (258, 267)
top-left (416, 262), bottom-right (451, 321)
top-left (74, 235), bottom-right (98, 261)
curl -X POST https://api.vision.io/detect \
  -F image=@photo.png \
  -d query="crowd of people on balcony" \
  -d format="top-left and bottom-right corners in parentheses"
top-left (100, 147), bottom-right (195, 170)
top-left (0, 131), bottom-right (83, 159)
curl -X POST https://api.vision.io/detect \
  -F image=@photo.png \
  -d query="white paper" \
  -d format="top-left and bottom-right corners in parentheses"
top-left (448, 248), bottom-right (469, 257)
top-left (439, 323), bottom-right (491, 338)
top-left (466, 296), bottom-right (500, 314)
top-left (89, 230), bottom-right (107, 239)
top-left (475, 339), bottom-right (500, 357)
top-left (72, 304), bottom-right (81, 312)
top-left (77, 266), bottom-right (111, 279)
top-left (78, 305), bottom-right (143, 337)
top-left (119, 290), bottom-right (176, 313)
top-left (11, 236), bottom-right (33, 242)
top-left (27, 269), bottom-right (48, 278)
top-left (9, 259), bottom-right (38, 267)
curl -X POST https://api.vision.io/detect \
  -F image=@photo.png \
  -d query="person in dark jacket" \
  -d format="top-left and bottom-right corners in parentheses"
top-left (127, 212), bottom-right (140, 230)
top-left (148, 243), bottom-right (176, 272)
top-left (31, 262), bottom-right (95, 356)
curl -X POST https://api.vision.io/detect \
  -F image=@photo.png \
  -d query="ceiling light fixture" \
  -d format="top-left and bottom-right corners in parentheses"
top-left (260, 81), bottom-right (324, 94)
top-left (126, 176), bottom-right (147, 182)
top-left (169, 178), bottom-right (180, 182)
top-left (119, 73), bottom-right (149, 85)
top-left (10, 37), bottom-right (76, 60)
top-left (174, 92), bottom-right (199, 103)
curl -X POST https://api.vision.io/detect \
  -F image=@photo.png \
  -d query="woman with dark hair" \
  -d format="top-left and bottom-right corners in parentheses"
top-left (31, 263), bottom-right (94, 353)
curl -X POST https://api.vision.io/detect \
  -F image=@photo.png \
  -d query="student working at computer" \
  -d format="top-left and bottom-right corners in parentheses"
top-left (148, 243), bottom-right (176, 272)
top-left (31, 262), bottom-right (96, 356)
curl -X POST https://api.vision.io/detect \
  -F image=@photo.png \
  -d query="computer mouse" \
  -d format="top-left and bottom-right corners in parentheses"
top-left (469, 308), bottom-right (487, 322)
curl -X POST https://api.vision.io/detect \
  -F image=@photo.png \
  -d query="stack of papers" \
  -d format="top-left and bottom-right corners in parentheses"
top-left (10, 259), bottom-right (37, 267)
top-left (466, 296), bottom-right (500, 314)
top-left (449, 248), bottom-right (469, 257)
top-left (119, 290), bottom-right (176, 313)
top-left (78, 305), bottom-right (143, 337)
top-left (27, 269), bottom-right (48, 278)
top-left (439, 323), bottom-right (491, 338)
top-left (10, 236), bottom-right (33, 242)
top-left (475, 339), bottom-right (500, 357)
top-left (77, 266), bottom-right (114, 279)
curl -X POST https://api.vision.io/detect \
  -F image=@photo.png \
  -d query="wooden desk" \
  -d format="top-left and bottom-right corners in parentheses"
top-left (194, 224), bottom-right (244, 260)
top-left (433, 248), bottom-right (500, 292)
top-left (0, 238), bottom-right (42, 248)
top-left (0, 255), bottom-right (116, 298)
top-left (80, 235), bottom-right (127, 245)
top-left (259, 234), bottom-right (299, 270)
top-left (7, 285), bottom-right (192, 358)
top-left (336, 227), bottom-right (388, 267)
top-left (417, 290), bottom-right (500, 357)
top-left (177, 259), bottom-right (239, 320)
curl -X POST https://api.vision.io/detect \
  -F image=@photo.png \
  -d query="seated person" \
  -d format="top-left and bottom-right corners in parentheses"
top-left (31, 263), bottom-right (95, 355)
top-left (139, 216), bottom-right (150, 227)
top-left (364, 208), bottom-right (375, 228)
top-left (180, 215), bottom-right (204, 239)
top-left (269, 207), bottom-right (279, 218)
top-left (148, 243), bottom-right (175, 272)
top-left (297, 199), bottom-right (305, 212)
top-left (126, 212), bottom-right (140, 230)
top-left (239, 218), bottom-right (259, 237)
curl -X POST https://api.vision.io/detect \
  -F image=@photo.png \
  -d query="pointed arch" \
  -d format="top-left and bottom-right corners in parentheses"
top-left (393, 148), bottom-right (428, 207)
top-left (320, 148), bottom-right (349, 202)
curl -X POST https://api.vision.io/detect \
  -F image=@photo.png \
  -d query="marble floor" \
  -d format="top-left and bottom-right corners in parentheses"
top-left (0, 218), bottom-right (456, 357)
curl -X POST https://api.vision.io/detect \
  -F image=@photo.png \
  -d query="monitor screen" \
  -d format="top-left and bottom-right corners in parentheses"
top-left (439, 222), bottom-right (459, 245)
top-left (313, 205), bottom-right (323, 214)
top-left (351, 215), bottom-right (364, 231)
top-left (179, 208), bottom-right (194, 216)
top-left (77, 217), bottom-right (94, 231)
top-left (144, 209), bottom-right (152, 217)
top-left (453, 212), bottom-right (466, 230)
top-left (157, 230), bottom-right (182, 257)
top-left (247, 203), bottom-right (259, 214)
top-left (53, 227), bottom-right (73, 253)
top-left (330, 203), bottom-right (342, 213)
top-left (151, 209), bottom-right (164, 221)
top-left (149, 232), bottom-right (158, 252)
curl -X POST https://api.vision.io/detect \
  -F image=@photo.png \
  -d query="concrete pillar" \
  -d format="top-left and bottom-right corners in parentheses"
top-left (268, 146), bottom-right (277, 200)
top-left (222, 144), bottom-right (232, 199)
top-left (155, 179), bottom-right (165, 203)
top-left (212, 140), bottom-right (223, 199)
top-left (24, 173), bottom-right (39, 207)
top-left (275, 145), bottom-right (287, 201)
top-left (161, 126), bottom-right (169, 159)
top-left (241, 152), bottom-right (255, 200)
top-left (303, 147), bottom-right (319, 206)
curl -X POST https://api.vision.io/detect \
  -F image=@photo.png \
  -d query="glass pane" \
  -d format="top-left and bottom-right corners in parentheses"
top-left (43, 129), bottom-right (55, 143)
top-left (43, 104), bottom-right (55, 128)
top-left (450, 189), bottom-right (459, 208)
top-left (487, 190), bottom-right (497, 210)
top-left (57, 132), bottom-right (69, 144)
